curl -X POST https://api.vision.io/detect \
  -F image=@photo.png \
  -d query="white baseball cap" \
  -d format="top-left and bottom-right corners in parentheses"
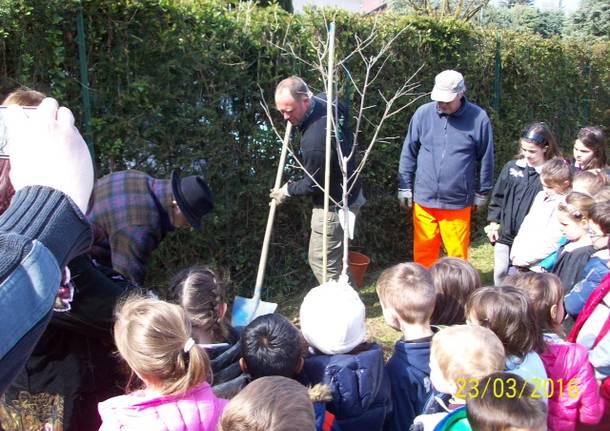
top-left (431, 70), bottom-right (466, 103)
top-left (299, 279), bottom-right (366, 355)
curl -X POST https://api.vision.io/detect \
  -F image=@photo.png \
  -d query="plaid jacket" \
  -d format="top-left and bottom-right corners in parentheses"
top-left (87, 170), bottom-right (173, 286)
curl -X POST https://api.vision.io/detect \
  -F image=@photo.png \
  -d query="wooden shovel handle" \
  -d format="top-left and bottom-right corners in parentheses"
top-left (253, 123), bottom-right (292, 298)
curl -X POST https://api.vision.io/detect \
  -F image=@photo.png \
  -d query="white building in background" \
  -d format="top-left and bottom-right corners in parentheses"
top-left (292, 0), bottom-right (361, 12)
top-left (292, 0), bottom-right (388, 13)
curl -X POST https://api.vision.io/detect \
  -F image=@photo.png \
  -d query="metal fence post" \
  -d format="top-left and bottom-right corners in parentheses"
top-left (493, 32), bottom-right (501, 114)
top-left (76, 1), bottom-right (94, 161)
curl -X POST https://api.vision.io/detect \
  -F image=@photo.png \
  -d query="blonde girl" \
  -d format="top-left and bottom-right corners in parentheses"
top-left (511, 273), bottom-right (604, 431)
top-left (98, 296), bottom-right (227, 431)
top-left (511, 157), bottom-right (573, 271)
top-left (551, 192), bottom-right (595, 291)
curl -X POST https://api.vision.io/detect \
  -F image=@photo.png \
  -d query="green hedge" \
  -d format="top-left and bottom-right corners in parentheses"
top-left (1, 0), bottom-right (608, 298)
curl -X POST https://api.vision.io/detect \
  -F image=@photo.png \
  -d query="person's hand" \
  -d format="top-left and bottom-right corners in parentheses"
top-left (269, 183), bottom-right (289, 205)
top-left (397, 189), bottom-right (413, 210)
top-left (473, 192), bottom-right (487, 212)
top-left (484, 222), bottom-right (500, 244)
top-left (6, 98), bottom-right (94, 214)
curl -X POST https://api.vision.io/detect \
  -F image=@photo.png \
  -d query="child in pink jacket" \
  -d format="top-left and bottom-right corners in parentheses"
top-left (98, 296), bottom-right (227, 430)
top-left (511, 272), bottom-right (604, 431)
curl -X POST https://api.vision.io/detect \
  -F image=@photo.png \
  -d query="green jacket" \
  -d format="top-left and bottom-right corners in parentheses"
top-left (434, 407), bottom-right (471, 431)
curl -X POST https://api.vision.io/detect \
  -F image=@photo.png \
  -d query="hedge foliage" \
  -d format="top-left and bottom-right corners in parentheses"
top-left (0, 0), bottom-right (608, 298)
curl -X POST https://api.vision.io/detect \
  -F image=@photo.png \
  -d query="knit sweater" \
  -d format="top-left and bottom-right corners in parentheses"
top-left (0, 186), bottom-right (92, 393)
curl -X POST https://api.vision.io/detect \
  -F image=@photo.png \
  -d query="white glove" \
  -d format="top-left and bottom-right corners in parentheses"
top-left (269, 182), bottom-right (290, 205)
top-left (484, 222), bottom-right (500, 244)
top-left (398, 189), bottom-right (413, 210)
top-left (6, 98), bottom-right (94, 214)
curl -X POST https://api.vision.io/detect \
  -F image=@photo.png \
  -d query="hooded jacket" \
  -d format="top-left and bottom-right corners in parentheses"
top-left (385, 338), bottom-right (433, 430)
top-left (510, 190), bottom-right (565, 268)
top-left (297, 343), bottom-right (392, 431)
top-left (569, 273), bottom-right (610, 382)
top-left (540, 339), bottom-right (604, 431)
top-left (98, 382), bottom-right (227, 431)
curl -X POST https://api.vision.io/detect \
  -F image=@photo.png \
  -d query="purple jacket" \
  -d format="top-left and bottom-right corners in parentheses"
top-left (98, 382), bottom-right (227, 431)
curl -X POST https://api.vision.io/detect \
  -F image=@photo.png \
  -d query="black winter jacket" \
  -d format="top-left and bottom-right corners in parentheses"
top-left (487, 159), bottom-right (542, 246)
top-left (287, 94), bottom-right (361, 207)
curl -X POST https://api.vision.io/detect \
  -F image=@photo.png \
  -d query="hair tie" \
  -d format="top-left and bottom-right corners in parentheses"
top-left (183, 337), bottom-right (196, 353)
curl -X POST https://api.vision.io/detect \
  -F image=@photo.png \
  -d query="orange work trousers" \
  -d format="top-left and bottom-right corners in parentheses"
top-left (412, 203), bottom-right (471, 268)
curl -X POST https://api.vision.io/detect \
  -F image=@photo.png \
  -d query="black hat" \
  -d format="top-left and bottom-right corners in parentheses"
top-left (171, 169), bottom-right (213, 231)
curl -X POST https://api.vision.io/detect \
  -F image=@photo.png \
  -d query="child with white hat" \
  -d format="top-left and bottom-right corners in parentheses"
top-left (297, 279), bottom-right (391, 431)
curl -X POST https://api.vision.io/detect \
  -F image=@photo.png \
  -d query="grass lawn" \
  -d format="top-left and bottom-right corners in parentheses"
top-left (273, 238), bottom-right (495, 356)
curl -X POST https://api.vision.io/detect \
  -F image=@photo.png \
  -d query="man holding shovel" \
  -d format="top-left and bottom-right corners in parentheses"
top-left (271, 76), bottom-right (364, 284)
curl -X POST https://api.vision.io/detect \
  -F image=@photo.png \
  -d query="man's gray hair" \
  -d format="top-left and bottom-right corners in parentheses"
top-left (275, 76), bottom-right (312, 100)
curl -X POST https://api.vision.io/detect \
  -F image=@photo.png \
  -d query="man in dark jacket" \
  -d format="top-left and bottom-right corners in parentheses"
top-left (398, 70), bottom-right (494, 267)
top-left (271, 76), bottom-right (364, 283)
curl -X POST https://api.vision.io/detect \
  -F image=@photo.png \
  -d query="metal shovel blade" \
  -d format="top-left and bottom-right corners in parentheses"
top-left (230, 124), bottom-right (291, 328)
top-left (231, 295), bottom-right (278, 328)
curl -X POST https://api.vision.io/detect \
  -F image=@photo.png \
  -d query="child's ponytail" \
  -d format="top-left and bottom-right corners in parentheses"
top-left (114, 295), bottom-right (212, 396)
top-left (558, 191), bottom-right (594, 221)
top-left (164, 336), bottom-right (212, 395)
top-left (169, 266), bottom-right (232, 343)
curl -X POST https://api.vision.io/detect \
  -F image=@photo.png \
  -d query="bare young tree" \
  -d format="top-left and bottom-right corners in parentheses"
top-left (262, 18), bottom-right (425, 284)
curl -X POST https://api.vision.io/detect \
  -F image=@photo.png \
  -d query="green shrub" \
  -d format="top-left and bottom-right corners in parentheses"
top-left (0, 1), bottom-right (607, 297)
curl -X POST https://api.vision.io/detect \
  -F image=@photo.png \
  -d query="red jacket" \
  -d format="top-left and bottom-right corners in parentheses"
top-left (568, 274), bottom-right (610, 347)
top-left (540, 340), bottom-right (604, 431)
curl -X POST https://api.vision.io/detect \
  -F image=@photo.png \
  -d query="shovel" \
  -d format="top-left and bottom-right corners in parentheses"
top-left (231, 123), bottom-right (292, 327)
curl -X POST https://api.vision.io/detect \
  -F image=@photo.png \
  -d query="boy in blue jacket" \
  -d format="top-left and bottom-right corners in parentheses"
top-left (376, 263), bottom-right (437, 430)
top-left (298, 279), bottom-right (392, 431)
